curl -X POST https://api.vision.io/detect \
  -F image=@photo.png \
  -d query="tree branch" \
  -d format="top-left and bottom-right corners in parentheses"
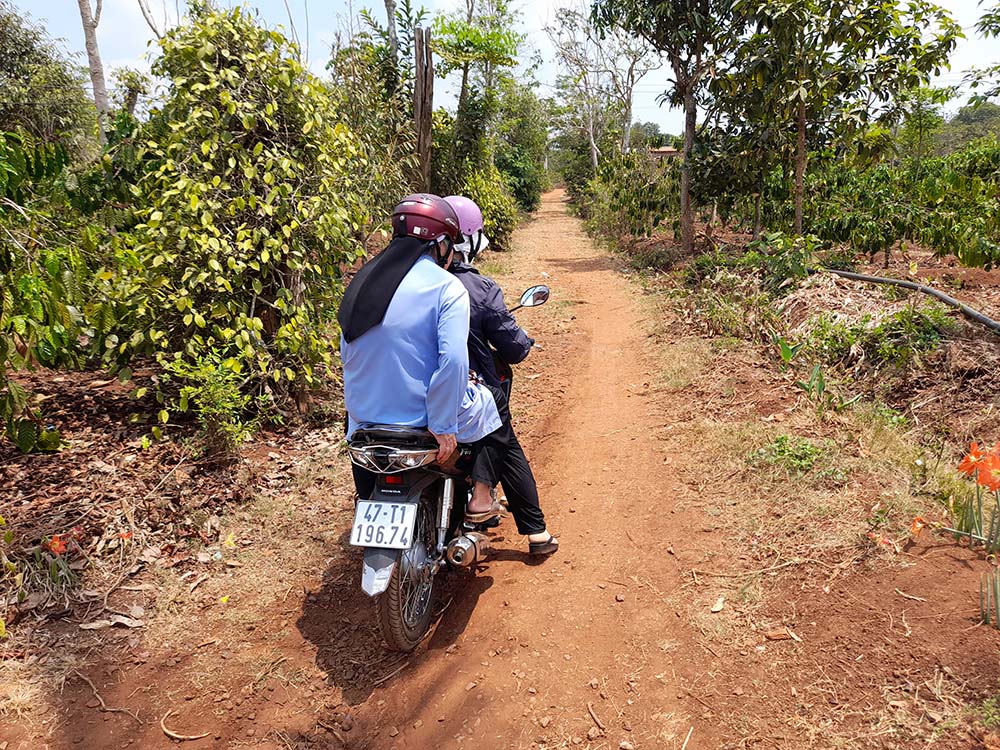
top-left (136, 0), bottom-right (162, 38)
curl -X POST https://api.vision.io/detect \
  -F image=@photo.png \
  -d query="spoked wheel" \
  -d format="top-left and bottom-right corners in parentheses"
top-left (377, 500), bottom-right (437, 651)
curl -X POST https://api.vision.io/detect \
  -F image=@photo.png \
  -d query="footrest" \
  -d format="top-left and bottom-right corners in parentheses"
top-left (463, 516), bottom-right (502, 532)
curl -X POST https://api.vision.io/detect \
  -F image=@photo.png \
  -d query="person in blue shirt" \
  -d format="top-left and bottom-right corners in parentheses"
top-left (337, 194), bottom-right (557, 555)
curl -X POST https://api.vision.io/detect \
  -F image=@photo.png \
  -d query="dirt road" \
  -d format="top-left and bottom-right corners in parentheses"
top-left (345, 190), bottom-right (712, 749)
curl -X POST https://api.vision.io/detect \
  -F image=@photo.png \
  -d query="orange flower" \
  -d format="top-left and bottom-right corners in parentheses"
top-left (119, 531), bottom-right (133, 540)
top-left (910, 517), bottom-right (927, 537)
top-left (46, 534), bottom-right (67, 556)
top-left (959, 442), bottom-right (986, 476)
top-left (978, 454), bottom-right (1000, 492)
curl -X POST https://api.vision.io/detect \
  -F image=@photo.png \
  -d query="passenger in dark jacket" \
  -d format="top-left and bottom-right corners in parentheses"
top-left (443, 193), bottom-right (555, 555)
top-left (450, 260), bottom-right (534, 390)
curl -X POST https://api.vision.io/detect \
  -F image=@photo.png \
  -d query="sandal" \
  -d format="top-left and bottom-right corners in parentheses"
top-left (464, 500), bottom-right (504, 525)
top-left (528, 534), bottom-right (559, 556)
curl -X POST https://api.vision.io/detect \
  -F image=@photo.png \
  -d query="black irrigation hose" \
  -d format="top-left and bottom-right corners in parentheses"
top-left (808, 267), bottom-right (1000, 337)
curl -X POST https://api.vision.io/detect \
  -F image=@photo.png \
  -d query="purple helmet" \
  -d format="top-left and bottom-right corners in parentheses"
top-left (444, 195), bottom-right (484, 237)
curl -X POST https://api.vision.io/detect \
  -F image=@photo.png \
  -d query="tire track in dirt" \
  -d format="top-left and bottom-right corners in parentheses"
top-left (357, 191), bottom-right (718, 749)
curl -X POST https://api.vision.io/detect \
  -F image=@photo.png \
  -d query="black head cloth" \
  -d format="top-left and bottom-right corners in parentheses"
top-left (337, 236), bottom-right (431, 343)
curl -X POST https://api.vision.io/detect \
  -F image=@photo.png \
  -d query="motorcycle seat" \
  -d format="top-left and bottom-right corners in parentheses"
top-left (350, 425), bottom-right (438, 448)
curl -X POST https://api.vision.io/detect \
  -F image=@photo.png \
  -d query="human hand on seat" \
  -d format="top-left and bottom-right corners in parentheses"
top-left (430, 431), bottom-right (457, 463)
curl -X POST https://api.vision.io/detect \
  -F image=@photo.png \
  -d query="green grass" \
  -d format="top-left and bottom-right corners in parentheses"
top-left (977, 694), bottom-right (1000, 729)
top-left (750, 434), bottom-right (826, 475)
top-left (475, 254), bottom-right (509, 278)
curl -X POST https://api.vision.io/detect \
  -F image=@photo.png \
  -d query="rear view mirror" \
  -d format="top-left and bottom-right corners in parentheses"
top-left (518, 285), bottom-right (550, 308)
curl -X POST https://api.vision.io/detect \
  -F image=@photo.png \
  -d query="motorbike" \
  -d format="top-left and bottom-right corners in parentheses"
top-left (346, 284), bottom-right (550, 651)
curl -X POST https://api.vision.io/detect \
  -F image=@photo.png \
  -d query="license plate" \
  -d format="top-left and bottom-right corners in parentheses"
top-left (350, 501), bottom-right (418, 549)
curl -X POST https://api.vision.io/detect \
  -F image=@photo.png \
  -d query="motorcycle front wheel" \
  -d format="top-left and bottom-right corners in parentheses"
top-left (376, 499), bottom-right (437, 651)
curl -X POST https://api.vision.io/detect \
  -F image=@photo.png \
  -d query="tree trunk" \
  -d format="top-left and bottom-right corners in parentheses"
top-left (76, 0), bottom-right (109, 145)
top-left (794, 98), bottom-right (806, 235)
top-left (125, 89), bottom-right (139, 117)
top-left (587, 107), bottom-right (599, 174)
top-left (753, 167), bottom-right (764, 239)
top-left (753, 192), bottom-right (762, 239)
top-left (680, 84), bottom-right (696, 253)
top-left (450, 60), bottom-right (471, 184)
top-left (620, 95), bottom-right (632, 154)
top-left (136, 0), bottom-right (162, 38)
top-left (384, 0), bottom-right (399, 61)
top-left (458, 63), bottom-right (470, 114)
top-left (619, 60), bottom-right (637, 154)
top-left (413, 28), bottom-right (433, 191)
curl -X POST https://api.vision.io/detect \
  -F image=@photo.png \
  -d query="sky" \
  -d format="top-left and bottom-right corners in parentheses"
top-left (13, 0), bottom-right (1000, 135)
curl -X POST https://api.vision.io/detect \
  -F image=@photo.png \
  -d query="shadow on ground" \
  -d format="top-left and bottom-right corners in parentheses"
top-left (295, 551), bottom-right (496, 707)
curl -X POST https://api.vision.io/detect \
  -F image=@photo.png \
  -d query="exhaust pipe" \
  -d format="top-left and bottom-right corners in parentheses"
top-left (446, 532), bottom-right (489, 568)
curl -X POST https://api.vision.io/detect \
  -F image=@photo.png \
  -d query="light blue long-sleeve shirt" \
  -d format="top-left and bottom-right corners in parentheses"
top-left (341, 255), bottom-right (501, 443)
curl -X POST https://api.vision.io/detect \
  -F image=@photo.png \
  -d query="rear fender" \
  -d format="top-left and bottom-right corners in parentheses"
top-left (369, 472), bottom-right (439, 505)
top-left (361, 548), bottom-right (401, 597)
top-left (360, 472), bottom-right (440, 597)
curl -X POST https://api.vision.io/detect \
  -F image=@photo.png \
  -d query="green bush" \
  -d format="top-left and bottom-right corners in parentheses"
top-left (327, 23), bottom-right (419, 230)
top-left (0, 132), bottom-right (81, 452)
top-left (803, 304), bottom-right (955, 369)
top-left (495, 79), bottom-right (548, 212)
top-left (579, 152), bottom-right (680, 240)
top-left (160, 352), bottom-right (259, 458)
top-left (756, 138), bottom-right (1000, 270)
top-left (682, 249), bottom-right (744, 287)
top-left (106, 6), bottom-right (367, 403)
top-left (687, 271), bottom-right (782, 342)
top-left (682, 232), bottom-right (819, 296)
top-left (461, 165), bottom-right (519, 251)
top-left (744, 232), bottom-right (820, 295)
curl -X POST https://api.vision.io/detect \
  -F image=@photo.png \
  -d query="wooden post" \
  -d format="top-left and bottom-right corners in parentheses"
top-left (413, 27), bottom-right (434, 192)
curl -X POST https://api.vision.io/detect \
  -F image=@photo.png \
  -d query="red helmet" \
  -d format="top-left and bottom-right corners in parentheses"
top-left (391, 194), bottom-right (462, 243)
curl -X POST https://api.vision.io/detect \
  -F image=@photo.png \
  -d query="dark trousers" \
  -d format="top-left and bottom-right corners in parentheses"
top-left (469, 386), bottom-right (546, 535)
top-left (350, 387), bottom-right (546, 536)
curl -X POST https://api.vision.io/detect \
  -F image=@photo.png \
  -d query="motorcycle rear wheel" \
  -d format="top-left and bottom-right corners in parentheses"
top-left (376, 500), bottom-right (436, 651)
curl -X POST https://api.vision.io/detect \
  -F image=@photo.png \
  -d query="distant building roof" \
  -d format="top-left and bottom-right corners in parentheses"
top-left (649, 146), bottom-right (680, 158)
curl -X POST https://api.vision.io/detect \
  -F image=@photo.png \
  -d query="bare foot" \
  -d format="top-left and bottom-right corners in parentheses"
top-left (467, 481), bottom-right (495, 515)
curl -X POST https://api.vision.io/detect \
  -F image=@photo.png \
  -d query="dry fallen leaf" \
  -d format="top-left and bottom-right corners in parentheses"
top-left (80, 615), bottom-right (144, 630)
top-left (711, 596), bottom-right (725, 613)
top-left (764, 626), bottom-right (802, 642)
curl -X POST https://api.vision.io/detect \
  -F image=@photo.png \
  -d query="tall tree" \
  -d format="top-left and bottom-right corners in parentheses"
top-left (548, 7), bottom-right (659, 163)
top-left (136, 0), bottom-right (163, 38)
top-left (592, 0), bottom-right (736, 253)
top-left (723, 0), bottom-right (959, 234)
top-left (432, 0), bottom-right (520, 177)
top-left (0, 2), bottom-right (96, 148)
top-left (969, 1), bottom-right (1000, 102)
top-left (495, 78), bottom-right (548, 210)
top-left (547, 8), bottom-right (614, 172)
top-left (75, 0), bottom-right (110, 144)
top-left (897, 86), bottom-right (950, 171)
top-left (384, 0), bottom-right (399, 61)
top-left (433, 0), bottom-right (518, 120)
